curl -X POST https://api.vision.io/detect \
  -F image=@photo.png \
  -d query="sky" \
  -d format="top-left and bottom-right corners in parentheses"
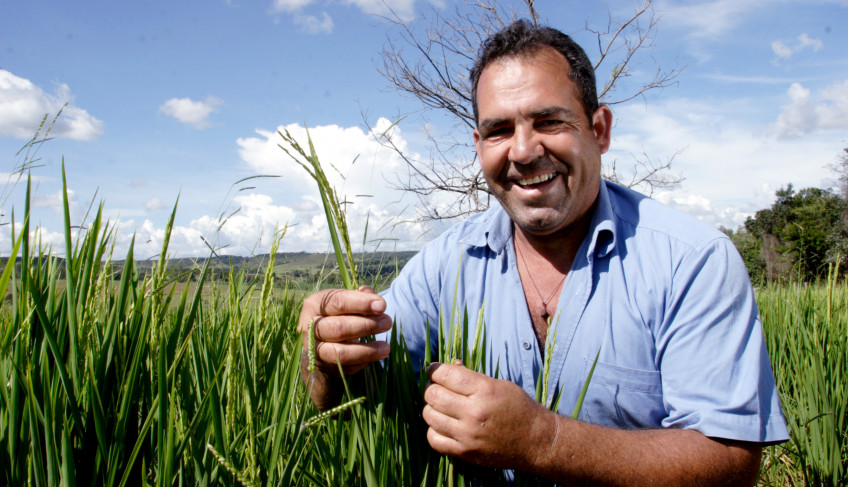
top-left (1, 0), bottom-right (846, 259)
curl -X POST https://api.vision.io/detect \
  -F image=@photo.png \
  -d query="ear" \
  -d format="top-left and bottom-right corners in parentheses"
top-left (591, 105), bottom-right (613, 155)
top-left (473, 128), bottom-right (482, 157)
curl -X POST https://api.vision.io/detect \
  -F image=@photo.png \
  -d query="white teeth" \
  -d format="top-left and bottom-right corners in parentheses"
top-left (517, 173), bottom-right (555, 186)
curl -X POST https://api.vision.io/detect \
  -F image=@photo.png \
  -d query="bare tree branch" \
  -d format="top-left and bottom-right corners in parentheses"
top-left (602, 149), bottom-right (686, 196)
top-left (829, 147), bottom-right (848, 201)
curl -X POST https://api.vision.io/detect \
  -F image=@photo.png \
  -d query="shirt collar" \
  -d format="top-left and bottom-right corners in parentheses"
top-left (457, 203), bottom-right (512, 252)
top-left (464, 178), bottom-right (618, 258)
top-left (588, 179), bottom-right (617, 259)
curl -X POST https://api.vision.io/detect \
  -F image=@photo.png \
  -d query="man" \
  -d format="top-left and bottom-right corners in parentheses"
top-left (299, 20), bottom-right (788, 485)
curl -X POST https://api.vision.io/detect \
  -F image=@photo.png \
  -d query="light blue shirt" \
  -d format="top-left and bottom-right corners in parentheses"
top-left (382, 179), bottom-right (789, 443)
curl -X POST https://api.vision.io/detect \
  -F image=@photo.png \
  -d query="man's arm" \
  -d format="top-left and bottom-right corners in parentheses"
top-left (297, 286), bottom-right (392, 410)
top-left (423, 362), bottom-right (761, 486)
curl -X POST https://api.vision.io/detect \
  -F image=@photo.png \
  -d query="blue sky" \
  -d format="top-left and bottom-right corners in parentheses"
top-left (1, 0), bottom-right (846, 258)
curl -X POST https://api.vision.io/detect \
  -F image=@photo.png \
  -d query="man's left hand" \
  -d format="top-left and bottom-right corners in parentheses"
top-left (422, 361), bottom-right (554, 469)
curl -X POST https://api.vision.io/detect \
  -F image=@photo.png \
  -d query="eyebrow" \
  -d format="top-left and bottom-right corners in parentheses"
top-left (531, 106), bottom-right (579, 120)
top-left (477, 105), bottom-right (580, 133)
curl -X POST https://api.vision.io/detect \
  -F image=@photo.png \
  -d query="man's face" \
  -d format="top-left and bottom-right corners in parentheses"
top-left (473, 47), bottom-right (612, 238)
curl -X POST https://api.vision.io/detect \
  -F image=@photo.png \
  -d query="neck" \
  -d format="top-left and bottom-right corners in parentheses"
top-left (513, 208), bottom-right (593, 273)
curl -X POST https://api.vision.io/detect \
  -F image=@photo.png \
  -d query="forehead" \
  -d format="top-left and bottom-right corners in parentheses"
top-left (476, 47), bottom-right (580, 112)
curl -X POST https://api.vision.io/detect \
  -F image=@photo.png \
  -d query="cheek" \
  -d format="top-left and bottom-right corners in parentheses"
top-left (479, 147), bottom-right (507, 180)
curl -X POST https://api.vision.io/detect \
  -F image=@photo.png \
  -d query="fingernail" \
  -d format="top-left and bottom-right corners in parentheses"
top-left (370, 299), bottom-right (386, 313)
top-left (378, 341), bottom-right (390, 358)
top-left (379, 317), bottom-right (392, 332)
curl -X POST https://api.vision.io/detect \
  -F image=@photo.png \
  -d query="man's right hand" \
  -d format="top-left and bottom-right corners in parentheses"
top-left (298, 286), bottom-right (392, 408)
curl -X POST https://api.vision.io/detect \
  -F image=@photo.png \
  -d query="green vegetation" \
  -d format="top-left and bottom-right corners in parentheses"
top-left (757, 272), bottom-right (848, 486)
top-left (1, 170), bottom-right (847, 485)
top-left (724, 148), bottom-right (848, 285)
top-left (2, 131), bottom-right (847, 484)
top-left (0, 251), bottom-right (416, 293)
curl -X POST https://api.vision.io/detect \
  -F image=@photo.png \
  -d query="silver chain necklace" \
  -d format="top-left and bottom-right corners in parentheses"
top-left (515, 240), bottom-right (567, 321)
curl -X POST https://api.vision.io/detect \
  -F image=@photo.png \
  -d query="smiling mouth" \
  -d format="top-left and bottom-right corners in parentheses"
top-left (516, 172), bottom-right (556, 187)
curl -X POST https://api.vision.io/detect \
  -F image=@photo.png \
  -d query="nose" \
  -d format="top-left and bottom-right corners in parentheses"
top-left (507, 125), bottom-right (543, 164)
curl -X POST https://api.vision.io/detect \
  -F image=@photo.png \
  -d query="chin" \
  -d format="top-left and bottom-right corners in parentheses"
top-left (513, 214), bottom-right (564, 236)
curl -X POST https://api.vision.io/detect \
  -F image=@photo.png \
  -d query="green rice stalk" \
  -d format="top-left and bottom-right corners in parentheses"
top-left (572, 348), bottom-right (600, 420)
top-left (279, 127), bottom-right (358, 290)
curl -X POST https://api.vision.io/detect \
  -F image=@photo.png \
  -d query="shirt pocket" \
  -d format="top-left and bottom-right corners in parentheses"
top-left (579, 360), bottom-right (666, 429)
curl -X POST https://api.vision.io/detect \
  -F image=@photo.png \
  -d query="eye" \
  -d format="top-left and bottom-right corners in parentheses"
top-left (484, 126), bottom-right (511, 139)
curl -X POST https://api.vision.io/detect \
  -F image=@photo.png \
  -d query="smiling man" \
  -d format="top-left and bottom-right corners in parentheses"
top-left (298, 20), bottom-right (788, 485)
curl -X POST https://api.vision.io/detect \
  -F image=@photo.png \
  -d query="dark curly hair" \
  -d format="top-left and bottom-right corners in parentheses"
top-left (470, 19), bottom-right (599, 124)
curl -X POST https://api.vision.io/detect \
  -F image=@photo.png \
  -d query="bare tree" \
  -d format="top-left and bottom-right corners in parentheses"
top-left (830, 147), bottom-right (848, 201)
top-left (374, 0), bottom-right (685, 222)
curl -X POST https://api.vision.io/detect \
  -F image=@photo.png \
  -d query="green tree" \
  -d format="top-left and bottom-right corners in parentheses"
top-left (744, 185), bottom-right (848, 282)
top-left (722, 226), bottom-right (766, 286)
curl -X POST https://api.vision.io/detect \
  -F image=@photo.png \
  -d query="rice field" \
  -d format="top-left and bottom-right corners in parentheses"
top-left (1, 150), bottom-right (846, 485)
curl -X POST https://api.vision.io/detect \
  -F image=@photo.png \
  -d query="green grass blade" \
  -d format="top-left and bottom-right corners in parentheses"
top-left (572, 348), bottom-right (600, 420)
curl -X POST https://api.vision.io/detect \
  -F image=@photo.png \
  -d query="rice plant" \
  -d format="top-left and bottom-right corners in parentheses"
top-left (758, 268), bottom-right (848, 487)
top-left (0, 167), bottom-right (319, 486)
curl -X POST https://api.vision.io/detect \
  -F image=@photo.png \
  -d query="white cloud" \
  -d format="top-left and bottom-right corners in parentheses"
top-left (271, 0), bottom-right (422, 32)
top-left (294, 11), bottom-right (334, 34)
top-left (0, 118), bottom-right (430, 257)
top-left (657, 0), bottom-right (768, 37)
top-left (772, 33), bottom-right (823, 61)
top-left (771, 80), bottom-right (848, 139)
top-left (271, 0), bottom-right (333, 34)
top-left (610, 95), bottom-right (838, 229)
top-left (654, 191), bottom-right (752, 228)
top-left (817, 79), bottom-right (848, 129)
top-left (232, 118), bottom-right (431, 252)
top-left (272, 0), bottom-right (314, 12)
top-left (159, 96), bottom-right (222, 129)
top-left (798, 33), bottom-right (824, 51)
top-left (0, 69), bottom-right (104, 141)
top-left (344, 0), bottom-right (416, 18)
top-left (237, 118), bottom-right (407, 193)
top-left (771, 41), bottom-right (794, 60)
top-left (145, 197), bottom-right (165, 211)
top-left (187, 193), bottom-right (297, 254)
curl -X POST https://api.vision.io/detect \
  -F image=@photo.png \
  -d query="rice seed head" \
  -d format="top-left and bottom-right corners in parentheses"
top-left (301, 396), bottom-right (366, 430)
top-left (307, 319), bottom-right (316, 373)
top-left (206, 444), bottom-right (260, 487)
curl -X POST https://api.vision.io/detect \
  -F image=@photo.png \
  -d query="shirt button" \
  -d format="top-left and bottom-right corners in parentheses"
top-left (522, 341), bottom-right (531, 350)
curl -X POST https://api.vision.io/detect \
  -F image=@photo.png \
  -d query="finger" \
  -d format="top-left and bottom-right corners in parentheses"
top-left (426, 362), bottom-right (479, 396)
top-left (427, 428), bottom-right (464, 457)
top-left (315, 340), bottom-right (390, 369)
top-left (298, 288), bottom-right (387, 331)
top-left (423, 403), bottom-right (460, 435)
top-left (312, 314), bottom-right (392, 342)
top-left (423, 405), bottom-right (464, 456)
top-left (423, 382), bottom-right (468, 420)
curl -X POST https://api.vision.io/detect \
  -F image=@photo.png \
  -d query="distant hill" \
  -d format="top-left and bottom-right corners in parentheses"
top-left (2, 251), bottom-right (419, 288)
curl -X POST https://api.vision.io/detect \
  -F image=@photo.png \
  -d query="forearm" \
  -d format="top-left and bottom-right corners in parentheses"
top-left (525, 413), bottom-right (762, 486)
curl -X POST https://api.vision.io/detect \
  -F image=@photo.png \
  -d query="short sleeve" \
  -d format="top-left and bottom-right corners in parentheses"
top-left (378, 245), bottom-right (441, 371)
top-left (656, 237), bottom-right (789, 443)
